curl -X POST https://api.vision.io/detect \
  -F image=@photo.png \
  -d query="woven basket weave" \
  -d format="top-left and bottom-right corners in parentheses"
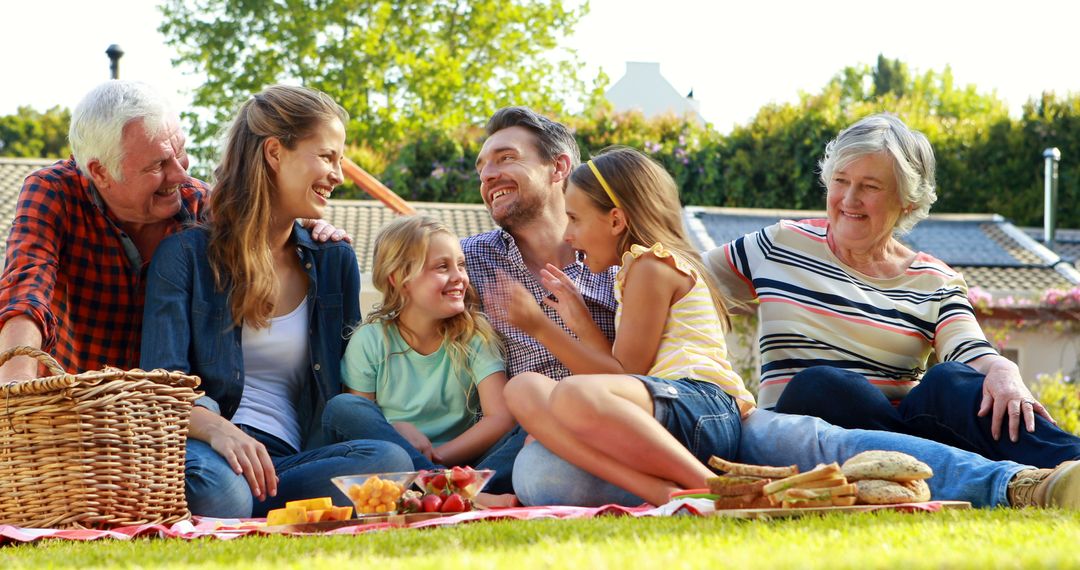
top-left (0, 346), bottom-right (201, 528)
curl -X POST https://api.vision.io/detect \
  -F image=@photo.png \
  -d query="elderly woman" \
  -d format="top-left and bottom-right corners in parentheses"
top-left (705, 113), bottom-right (1080, 468)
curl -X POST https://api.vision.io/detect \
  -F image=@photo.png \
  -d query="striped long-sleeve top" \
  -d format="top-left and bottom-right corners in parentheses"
top-left (704, 219), bottom-right (998, 409)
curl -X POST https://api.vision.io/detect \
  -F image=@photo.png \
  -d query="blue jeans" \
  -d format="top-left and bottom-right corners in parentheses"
top-left (773, 363), bottom-right (1080, 468)
top-left (515, 409), bottom-right (1028, 508)
top-left (185, 426), bottom-right (412, 518)
top-left (513, 376), bottom-right (741, 507)
top-left (322, 393), bottom-right (526, 495)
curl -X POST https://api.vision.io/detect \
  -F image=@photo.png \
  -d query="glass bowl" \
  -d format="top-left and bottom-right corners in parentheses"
top-left (415, 467), bottom-right (495, 500)
top-left (331, 471), bottom-right (421, 516)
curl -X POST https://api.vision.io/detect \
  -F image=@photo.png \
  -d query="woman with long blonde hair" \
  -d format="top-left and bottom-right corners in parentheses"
top-left (141, 85), bottom-right (410, 518)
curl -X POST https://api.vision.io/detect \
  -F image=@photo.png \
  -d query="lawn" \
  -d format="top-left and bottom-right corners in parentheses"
top-left (3, 509), bottom-right (1079, 569)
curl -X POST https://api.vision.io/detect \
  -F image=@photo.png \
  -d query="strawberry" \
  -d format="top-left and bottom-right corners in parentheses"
top-left (421, 493), bottom-right (443, 513)
top-left (440, 492), bottom-right (468, 513)
top-left (428, 473), bottom-right (448, 494)
top-left (450, 466), bottom-right (476, 490)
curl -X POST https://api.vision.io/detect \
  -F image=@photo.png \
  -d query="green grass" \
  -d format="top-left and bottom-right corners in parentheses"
top-left (3, 509), bottom-right (1080, 569)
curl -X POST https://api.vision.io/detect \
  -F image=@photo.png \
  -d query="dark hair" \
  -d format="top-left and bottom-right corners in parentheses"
top-left (485, 106), bottom-right (581, 168)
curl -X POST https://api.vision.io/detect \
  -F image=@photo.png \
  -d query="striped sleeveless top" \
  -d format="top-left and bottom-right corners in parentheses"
top-left (616, 243), bottom-right (756, 416)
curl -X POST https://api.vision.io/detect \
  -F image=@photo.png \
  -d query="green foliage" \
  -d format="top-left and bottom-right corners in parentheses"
top-left (375, 128), bottom-right (483, 203)
top-left (358, 54), bottom-right (1080, 230)
top-left (158, 0), bottom-right (587, 176)
top-left (1032, 372), bottom-right (1080, 436)
top-left (0, 105), bottom-right (70, 158)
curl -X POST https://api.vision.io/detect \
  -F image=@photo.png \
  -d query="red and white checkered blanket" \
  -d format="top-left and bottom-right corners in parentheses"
top-left (0, 500), bottom-right (954, 545)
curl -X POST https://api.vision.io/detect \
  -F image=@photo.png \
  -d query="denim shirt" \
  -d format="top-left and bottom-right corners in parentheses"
top-left (140, 223), bottom-right (361, 450)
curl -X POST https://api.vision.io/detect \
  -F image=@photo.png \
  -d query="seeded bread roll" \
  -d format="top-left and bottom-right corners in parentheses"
top-left (841, 450), bottom-right (933, 482)
top-left (855, 478), bottom-right (931, 504)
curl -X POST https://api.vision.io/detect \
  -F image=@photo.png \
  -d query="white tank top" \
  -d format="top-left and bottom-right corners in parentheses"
top-left (232, 298), bottom-right (310, 452)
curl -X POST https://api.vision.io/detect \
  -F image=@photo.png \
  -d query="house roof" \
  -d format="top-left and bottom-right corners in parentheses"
top-left (0, 157), bottom-right (497, 275)
top-left (1, 157), bottom-right (1076, 295)
top-left (1023, 227), bottom-right (1080, 265)
top-left (687, 206), bottom-right (1080, 295)
top-left (323, 199), bottom-right (496, 274)
top-left (0, 158), bottom-right (57, 253)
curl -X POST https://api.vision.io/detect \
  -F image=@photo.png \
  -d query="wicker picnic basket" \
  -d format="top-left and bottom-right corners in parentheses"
top-left (0, 346), bottom-right (201, 529)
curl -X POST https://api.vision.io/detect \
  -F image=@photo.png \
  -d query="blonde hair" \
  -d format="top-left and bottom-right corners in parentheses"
top-left (367, 216), bottom-right (501, 407)
top-left (569, 146), bottom-right (732, 330)
top-left (208, 85), bottom-right (348, 328)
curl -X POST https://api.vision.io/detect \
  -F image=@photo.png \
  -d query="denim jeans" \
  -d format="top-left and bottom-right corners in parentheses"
top-left (513, 408), bottom-right (1030, 508)
top-left (322, 393), bottom-right (526, 495)
top-left (185, 426), bottom-right (412, 518)
top-left (773, 362), bottom-right (1080, 468)
top-left (513, 376), bottom-right (741, 507)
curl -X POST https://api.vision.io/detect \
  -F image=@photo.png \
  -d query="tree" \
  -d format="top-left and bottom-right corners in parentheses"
top-left (0, 105), bottom-right (70, 158)
top-left (159, 0), bottom-right (587, 170)
top-left (873, 54), bottom-right (908, 98)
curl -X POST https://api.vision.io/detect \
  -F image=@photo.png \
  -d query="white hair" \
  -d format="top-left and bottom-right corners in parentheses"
top-left (818, 113), bottom-right (937, 235)
top-left (69, 80), bottom-right (172, 181)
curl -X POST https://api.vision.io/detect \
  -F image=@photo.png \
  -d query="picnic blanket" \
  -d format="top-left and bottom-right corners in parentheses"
top-left (0, 500), bottom-right (955, 545)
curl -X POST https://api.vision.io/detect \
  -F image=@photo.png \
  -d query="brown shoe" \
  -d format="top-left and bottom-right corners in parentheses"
top-left (1008, 461), bottom-right (1080, 509)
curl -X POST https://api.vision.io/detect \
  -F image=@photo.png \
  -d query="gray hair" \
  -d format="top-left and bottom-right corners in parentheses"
top-left (69, 80), bottom-right (172, 181)
top-left (818, 113), bottom-right (937, 234)
top-left (485, 106), bottom-right (581, 168)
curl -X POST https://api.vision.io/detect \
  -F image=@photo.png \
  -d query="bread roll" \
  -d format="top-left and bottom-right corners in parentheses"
top-left (855, 478), bottom-right (931, 504)
top-left (841, 450), bottom-right (933, 482)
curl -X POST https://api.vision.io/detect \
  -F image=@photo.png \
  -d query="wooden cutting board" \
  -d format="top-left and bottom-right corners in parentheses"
top-left (262, 511), bottom-right (454, 533)
top-left (710, 500), bottom-right (972, 519)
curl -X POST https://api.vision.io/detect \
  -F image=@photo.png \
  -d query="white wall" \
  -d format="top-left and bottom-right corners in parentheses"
top-left (1004, 329), bottom-right (1080, 385)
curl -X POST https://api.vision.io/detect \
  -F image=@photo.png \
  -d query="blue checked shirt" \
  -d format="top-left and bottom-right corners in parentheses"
top-left (462, 229), bottom-right (617, 380)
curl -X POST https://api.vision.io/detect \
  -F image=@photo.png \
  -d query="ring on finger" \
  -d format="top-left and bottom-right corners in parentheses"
top-left (1022, 398), bottom-right (1036, 407)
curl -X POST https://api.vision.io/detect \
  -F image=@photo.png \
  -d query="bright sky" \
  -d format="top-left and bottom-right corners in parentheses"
top-left (4, 0), bottom-right (1080, 133)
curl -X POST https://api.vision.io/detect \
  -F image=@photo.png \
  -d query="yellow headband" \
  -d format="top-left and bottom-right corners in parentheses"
top-left (587, 159), bottom-right (622, 208)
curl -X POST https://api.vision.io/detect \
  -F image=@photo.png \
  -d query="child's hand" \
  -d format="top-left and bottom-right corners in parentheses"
top-left (539, 264), bottom-right (591, 334)
top-left (484, 270), bottom-right (550, 334)
top-left (505, 279), bottom-right (549, 333)
top-left (392, 421), bottom-right (436, 460)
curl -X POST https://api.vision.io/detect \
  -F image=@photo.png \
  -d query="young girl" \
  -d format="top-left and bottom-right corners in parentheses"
top-left (499, 146), bottom-right (756, 506)
top-left (323, 216), bottom-right (518, 489)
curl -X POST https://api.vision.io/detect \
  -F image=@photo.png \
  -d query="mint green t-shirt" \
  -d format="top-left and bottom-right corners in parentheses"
top-left (341, 323), bottom-right (504, 446)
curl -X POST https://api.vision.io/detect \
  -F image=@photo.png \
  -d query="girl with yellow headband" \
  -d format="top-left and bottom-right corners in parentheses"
top-left (495, 146), bottom-right (754, 506)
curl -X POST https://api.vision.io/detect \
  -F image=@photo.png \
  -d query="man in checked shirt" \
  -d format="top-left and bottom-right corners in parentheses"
top-left (465, 106), bottom-right (618, 380)
top-left (0, 81), bottom-right (346, 382)
top-left (463, 107), bottom-right (619, 496)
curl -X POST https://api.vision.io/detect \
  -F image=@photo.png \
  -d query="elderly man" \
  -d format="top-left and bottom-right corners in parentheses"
top-left (0, 80), bottom-right (344, 381)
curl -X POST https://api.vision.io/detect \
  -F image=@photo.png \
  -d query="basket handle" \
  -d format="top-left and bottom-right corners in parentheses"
top-left (0, 346), bottom-right (67, 377)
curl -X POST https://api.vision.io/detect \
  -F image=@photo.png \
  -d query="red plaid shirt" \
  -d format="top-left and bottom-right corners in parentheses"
top-left (0, 158), bottom-right (207, 373)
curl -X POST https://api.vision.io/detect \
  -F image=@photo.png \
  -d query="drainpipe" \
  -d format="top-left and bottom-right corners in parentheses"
top-left (106, 44), bottom-right (124, 80)
top-left (1043, 147), bottom-right (1060, 250)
